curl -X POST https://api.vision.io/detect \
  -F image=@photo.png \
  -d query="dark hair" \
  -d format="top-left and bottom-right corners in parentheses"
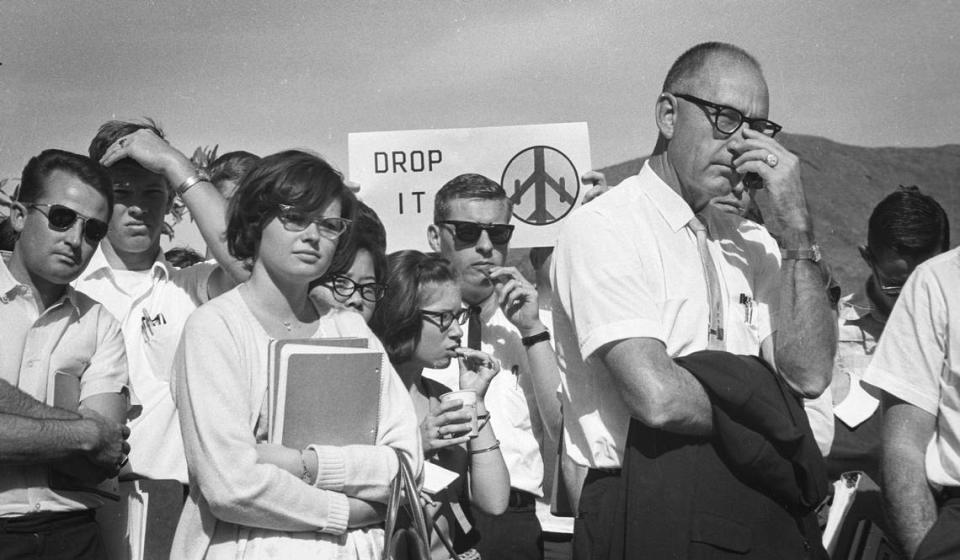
top-left (164, 246), bottom-right (205, 268)
top-left (88, 118), bottom-right (165, 165)
top-left (370, 250), bottom-right (458, 365)
top-left (662, 42), bottom-right (762, 93)
top-left (867, 186), bottom-right (950, 257)
top-left (0, 218), bottom-right (17, 252)
top-left (433, 173), bottom-right (511, 223)
top-left (209, 151), bottom-right (260, 196)
top-left (226, 150), bottom-right (356, 264)
top-left (18, 149), bottom-right (114, 218)
top-left (317, 201), bottom-right (388, 287)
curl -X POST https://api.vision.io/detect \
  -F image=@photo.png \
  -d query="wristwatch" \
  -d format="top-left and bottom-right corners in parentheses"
top-left (781, 243), bottom-right (822, 263)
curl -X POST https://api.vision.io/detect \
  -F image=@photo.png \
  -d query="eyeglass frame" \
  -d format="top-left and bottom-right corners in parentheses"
top-left (276, 204), bottom-right (352, 238)
top-left (436, 220), bottom-right (515, 245)
top-left (324, 274), bottom-right (387, 303)
top-left (27, 203), bottom-right (110, 242)
top-left (671, 92), bottom-right (783, 138)
top-left (867, 259), bottom-right (906, 297)
top-left (420, 308), bottom-right (469, 332)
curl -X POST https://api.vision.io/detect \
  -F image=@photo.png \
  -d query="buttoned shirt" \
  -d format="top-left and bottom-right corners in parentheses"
top-left (0, 255), bottom-right (132, 517)
top-left (424, 293), bottom-right (545, 497)
top-left (551, 162), bottom-right (781, 469)
top-left (73, 246), bottom-right (215, 483)
top-left (864, 248), bottom-right (960, 487)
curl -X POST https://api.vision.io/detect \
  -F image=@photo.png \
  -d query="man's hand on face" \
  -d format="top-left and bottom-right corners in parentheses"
top-left (731, 128), bottom-right (812, 237)
top-left (78, 407), bottom-right (130, 476)
top-left (98, 129), bottom-right (195, 187)
top-left (487, 266), bottom-right (545, 337)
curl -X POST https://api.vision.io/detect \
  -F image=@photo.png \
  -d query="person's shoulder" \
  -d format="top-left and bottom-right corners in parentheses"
top-left (187, 286), bottom-right (242, 326)
top-left (916, 247), bottom-right (960, 280)
top-left (70, 288), bottom-right (121, 329)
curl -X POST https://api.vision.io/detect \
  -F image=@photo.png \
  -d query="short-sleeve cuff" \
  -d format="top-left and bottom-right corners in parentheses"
top-left (320, 492), bottom-right (349, 535)
top-left (581, 318), bottom-right (664, 359)
top-left (863, 367), bottom-right (939, 416)
top-left (309, 445), bottom-right (346, 491)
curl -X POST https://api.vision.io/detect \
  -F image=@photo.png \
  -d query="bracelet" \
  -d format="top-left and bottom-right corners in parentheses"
top-left (175, 170), bottom-right (211, 197)
top-left (469, 439), bottom-right (500, 455)
top-left (521, 330), bottom-right (550, 347)
top-left (299, 450), bottom-right (314, 485)
top-left (477, 412), bottom-right (490, 432)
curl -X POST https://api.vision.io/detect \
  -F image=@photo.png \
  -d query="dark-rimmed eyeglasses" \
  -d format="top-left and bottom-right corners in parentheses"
top-left (325, 275), bottom-right (387, 303)
top-left (27, 203), bottom-right (109, 242)
top-left (868, 261), bottom-right (906, 297)
top-left (277, 204), bottom-right (352, 238)
top-left (437, 220), bottom-right (515, 245)
top-left (672, 93), bottom-right (782, 138)
top-left (421, 308), bottom-right (469, 331)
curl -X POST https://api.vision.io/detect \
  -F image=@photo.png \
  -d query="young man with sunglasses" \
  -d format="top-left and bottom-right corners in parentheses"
top-left (426, 173), bottom-right (561, 559)
top-left (809, 188), bottom-right (949, 483)
top-left (552, 42), bottom-right (836, 559)
top-left (71, 121), bottom-right (247, 556)
top-left (0, 149), bottom-right (136, 558)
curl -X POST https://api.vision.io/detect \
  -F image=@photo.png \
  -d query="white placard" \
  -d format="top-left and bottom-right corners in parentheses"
top-left (348, 122), bottom-right (591, 251)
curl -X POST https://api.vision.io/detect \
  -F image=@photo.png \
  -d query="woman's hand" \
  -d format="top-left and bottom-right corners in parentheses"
top-left (456, 347), bottom-right (500, 400)
top-left (421, 399), bottom-right (473, 455)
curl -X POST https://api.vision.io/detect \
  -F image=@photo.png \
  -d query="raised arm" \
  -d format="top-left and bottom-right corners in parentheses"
top-left (734, 128), bottom-right (834, 397)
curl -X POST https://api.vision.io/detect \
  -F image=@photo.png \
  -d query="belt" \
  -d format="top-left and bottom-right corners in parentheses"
top-left (508, 488), bottom-right (536, 508)
top-left (0, 509), bottom-right (94, 533)
top-left (586, 467), bottom-right (622, 479)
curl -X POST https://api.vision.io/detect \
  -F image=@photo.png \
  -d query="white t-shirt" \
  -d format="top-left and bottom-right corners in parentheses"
top-left (74, 246), bottom-right (214, 483)
top-left (863, 248), bottom-right (960, 487)
top-left (551, 162), bottom-right (781, 469)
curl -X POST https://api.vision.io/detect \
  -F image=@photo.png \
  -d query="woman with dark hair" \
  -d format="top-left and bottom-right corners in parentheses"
top-left (170, 150), bottom-right (420, 559)
top-left (310, 201), bottom-right (388, 324)
top-left (370, 250), bottom-right (509, 559)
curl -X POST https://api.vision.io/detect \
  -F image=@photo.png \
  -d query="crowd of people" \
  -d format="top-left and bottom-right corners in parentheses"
top-left (0, 40), bottom-right (956, 560)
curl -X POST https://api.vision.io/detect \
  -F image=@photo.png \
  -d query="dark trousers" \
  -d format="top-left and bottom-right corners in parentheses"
top-left (472, 490), bottom-right (542, 560)
top-left (0, 509), bottom-right (105, 560)
top-left (915, 497), bottom-right (960, 560)
top-left (572, 469), bottom-right (621, 560)
top-left (543, 530), bottom-right (574, 560)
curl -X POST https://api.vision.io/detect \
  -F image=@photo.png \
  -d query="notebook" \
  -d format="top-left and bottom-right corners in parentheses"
top-left (267, 338), bottom-right (383, 448)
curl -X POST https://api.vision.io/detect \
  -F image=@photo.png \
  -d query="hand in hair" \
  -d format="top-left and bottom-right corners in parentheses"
top-left (98, 128), bottom-right (196, 188)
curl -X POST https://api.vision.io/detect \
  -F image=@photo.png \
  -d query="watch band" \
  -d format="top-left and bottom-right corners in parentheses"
top-left (781, 244), bottom-right (822, 263)
top-left (521, 330), bottom-right (551, 347)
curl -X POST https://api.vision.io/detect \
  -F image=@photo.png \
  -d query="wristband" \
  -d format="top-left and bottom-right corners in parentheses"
top-left (469, 439), bottom-right (501, 455)
top-left (175, 169), bottom-right (211, 197)
top-left (477, 412), bottom-right (490, 432)
top-left (521, 330), bottom-right (550, 347)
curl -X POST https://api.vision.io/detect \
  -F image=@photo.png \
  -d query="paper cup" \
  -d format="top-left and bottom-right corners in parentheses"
top-left (439, 389), bottom-right (478, 437)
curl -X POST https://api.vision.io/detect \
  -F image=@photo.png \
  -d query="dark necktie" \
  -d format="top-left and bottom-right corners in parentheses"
top-left (467, 305), bottom-right (482, 350)
top-left (689, 215), bottom-right (725, 350)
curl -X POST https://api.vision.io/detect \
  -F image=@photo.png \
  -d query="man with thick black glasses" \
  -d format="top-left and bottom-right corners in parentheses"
top-left (425, 173), bottom-right (562, 559)
top-left (0, 149), bottom-right (136, 558)
top-left (552, 42), bottom-right (835, 559)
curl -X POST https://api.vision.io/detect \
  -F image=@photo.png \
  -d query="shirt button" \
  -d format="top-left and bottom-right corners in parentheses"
top-left (34, 503), bottom-right (41, 510)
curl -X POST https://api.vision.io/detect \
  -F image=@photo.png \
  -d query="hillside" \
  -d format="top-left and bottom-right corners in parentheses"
top-left (596, 134), bottom-right (960, 293)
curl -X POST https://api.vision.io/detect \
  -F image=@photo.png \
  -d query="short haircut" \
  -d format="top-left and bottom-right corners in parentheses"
top-left (209, 151), bottom-right (260, 194)
top-left (867, 186), bottom-right (950, 257)
top-left (318, 200), bottom-right (388, 285)
top-left (226, 149), bottom-right (356, 264)
top-left (88, 118), bottom-right (165, 166)
top-left (370, 250), bottom-right (458, 365)
top-left (662, 42), bottom-right (762, 93)
top-left (433, 173), bottom-right (512, 223)
top-left (164, 246), bottom-right (205, 268)
top-left (18, 149), bottom-right (114, 218)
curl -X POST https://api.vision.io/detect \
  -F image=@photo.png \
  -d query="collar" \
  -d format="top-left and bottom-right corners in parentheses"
top-left (81, 245), bottom-right (171, 283)
top-left (838, 282), bottom-right (885, 325)
top-left (637, 161), bottom-right (696, 233)
top-left (0, 252), bottom-right (79, 312)
top-left (464, 290), bottom-right (500, 322)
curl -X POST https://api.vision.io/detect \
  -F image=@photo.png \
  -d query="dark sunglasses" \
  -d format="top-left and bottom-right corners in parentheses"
top-left (326, 275), bottom-right (387, 303)
top-left (421, 308), bottom-right (469, 332)
top-left (672, 93), bottom-right (782, 138)
top-left (437, 220), bottom-right (515, 245)
top-left (28, 203), bottom-right (109, 242)
top-left (277, 204), bottom-right (352, 238)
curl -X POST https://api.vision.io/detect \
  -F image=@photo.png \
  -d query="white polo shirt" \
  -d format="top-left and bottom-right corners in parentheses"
top-left (863, 248), bottom-right (960, 487)
top-left (423, 293), bottom-right (545, 498)
top-left (551, 162), bottom-right (781, 470)
top-left (74, 246), bottom-right (215, 483)
top-left (0, 256), bottom-right (135, 516)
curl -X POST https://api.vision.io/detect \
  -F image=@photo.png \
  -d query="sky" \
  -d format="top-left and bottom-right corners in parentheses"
top-left (2, 1), bottom-right (959, 248)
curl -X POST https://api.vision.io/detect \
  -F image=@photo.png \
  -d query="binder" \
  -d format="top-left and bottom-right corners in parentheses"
top-left (267, 338), bottom-right (383, 448)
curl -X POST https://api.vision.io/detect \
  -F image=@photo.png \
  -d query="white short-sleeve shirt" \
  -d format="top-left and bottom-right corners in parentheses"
top-left (551, 162), bottom-right (781, 469)
top-left (74, 246), bottom-right (215, 483)
top-left (863, 248), bottom-right (960, 487)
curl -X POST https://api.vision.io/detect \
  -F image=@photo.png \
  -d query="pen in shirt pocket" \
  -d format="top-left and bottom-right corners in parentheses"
top-left (739, 293), bottom-right (754, 324)
top-left (141, 308), bottom-right (154, 341)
